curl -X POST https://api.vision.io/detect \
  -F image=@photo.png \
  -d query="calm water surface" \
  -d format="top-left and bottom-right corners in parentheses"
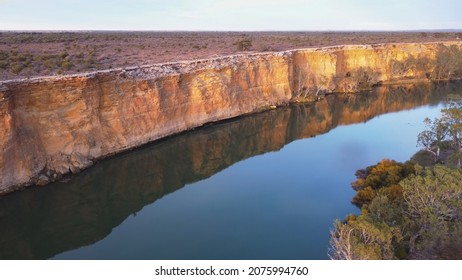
top-left (1, 82), bottom-right (461, 259)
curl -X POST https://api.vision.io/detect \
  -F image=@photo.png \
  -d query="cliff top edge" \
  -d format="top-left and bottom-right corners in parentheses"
top-left (1, 41), bottom-right (461, 87)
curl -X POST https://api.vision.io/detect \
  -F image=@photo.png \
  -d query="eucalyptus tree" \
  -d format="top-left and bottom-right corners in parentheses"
top-left (440, 100), bottom-right (462, 167)
top-left (417, 117), bottom-right (448, 163)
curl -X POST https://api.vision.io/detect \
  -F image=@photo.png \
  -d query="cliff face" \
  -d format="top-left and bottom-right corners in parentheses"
top-left (1, 82), bottom-right (456, 259)
top-left (0, 42), bottom-right (461, 194)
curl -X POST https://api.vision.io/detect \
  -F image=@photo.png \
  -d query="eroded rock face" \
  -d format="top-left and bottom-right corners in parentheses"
top-left (0, 42), bottom-right (461, 194)
top-left (0, 82), bottom-right (452, 259)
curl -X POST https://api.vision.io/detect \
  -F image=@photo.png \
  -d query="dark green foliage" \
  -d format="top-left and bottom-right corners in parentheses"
top-left (417, 100), bottom-right (462, 167)
top-left (352, 186), bottom-right (376, 205)
top-left (329, 211), bottom-right (402, 260)
top-left (332, 101), bottom-right (462, 259)
top-left (330, 164), bottom-right (462, 259)
top-left (411, 150), bottom-right (437, 166)
top-left (400, 166), bottom-right (462, 259)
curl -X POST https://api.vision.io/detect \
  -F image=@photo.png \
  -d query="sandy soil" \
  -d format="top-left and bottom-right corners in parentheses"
top-left (0, 31), bottom-right (460, 81)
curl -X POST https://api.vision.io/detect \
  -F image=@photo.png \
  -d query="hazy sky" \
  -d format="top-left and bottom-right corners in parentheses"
top-left (1, 0), bottom-right (461, 31)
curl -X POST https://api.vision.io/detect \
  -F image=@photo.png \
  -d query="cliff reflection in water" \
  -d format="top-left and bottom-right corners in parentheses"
top-left (0, 82), bottom-right (460, 259)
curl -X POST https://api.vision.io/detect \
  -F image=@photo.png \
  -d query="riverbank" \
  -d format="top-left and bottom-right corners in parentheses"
top-left (1, 82), bottom-right (456, 259)
top-left (1, 41), bottom-right (462, 195)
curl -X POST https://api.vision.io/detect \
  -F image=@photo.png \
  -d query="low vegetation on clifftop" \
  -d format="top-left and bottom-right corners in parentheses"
top-left (1, 41), bottom-right (462, 195)
top-left (291, 43), bottom-right (462, 102)
top-left (1, 31), bottom-right (461, 81)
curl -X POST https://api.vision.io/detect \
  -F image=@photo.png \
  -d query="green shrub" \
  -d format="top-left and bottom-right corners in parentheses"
top-left (0, 60), bottom-right (7, 70)
top-left (84, 58), bottom-right (95, 69)
top-left (0, 50), bottom-right (9, 60)
top-left (330, 165), bottom-right (462, 260)
top-left (60, 60), bottom-right (72, 70)
top-left (43, 59), bottom-right (55, 69)
top-left (17, 53), bottom-right (31, 62)
top-left (431, 44), bottom-right (462, 80)
top-left (10, 63), bottom-right (23, 74)
top-left (352, 186), bottom-right (376, 205)
top-left (233, 38), bottom-right (252, 51)
top-left (59, 51), bottom-right (69, 59)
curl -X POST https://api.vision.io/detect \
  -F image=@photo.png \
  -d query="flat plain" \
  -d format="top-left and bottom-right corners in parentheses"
top-left (0, 31), bottom-right (460, 81)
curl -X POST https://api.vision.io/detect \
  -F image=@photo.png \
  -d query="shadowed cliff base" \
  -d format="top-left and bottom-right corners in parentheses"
top-left (0, 82), bottom-right (460, 259)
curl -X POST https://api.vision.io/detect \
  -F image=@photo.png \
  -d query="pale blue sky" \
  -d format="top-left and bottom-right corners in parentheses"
top-left (0, 0), bottom-right (461, 31)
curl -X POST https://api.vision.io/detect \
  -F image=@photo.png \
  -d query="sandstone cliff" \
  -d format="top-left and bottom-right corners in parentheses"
top-left (1, 82), bottom-right (457, 259)
top-left (0, 42), bottom-right (461, 194)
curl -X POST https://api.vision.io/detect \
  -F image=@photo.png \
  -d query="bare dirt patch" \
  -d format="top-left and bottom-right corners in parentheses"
top-left (0, 31), bottom-right (460, 81)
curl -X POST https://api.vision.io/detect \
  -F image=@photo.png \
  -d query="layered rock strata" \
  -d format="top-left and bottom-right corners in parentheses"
top-left (0, 42), bottom-right (461, 194)
top-left (1, 82), bottom-right (455, 259)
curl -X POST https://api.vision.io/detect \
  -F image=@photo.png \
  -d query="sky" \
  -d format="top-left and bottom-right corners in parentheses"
top-left (0, 0), bottom-right (461, 31)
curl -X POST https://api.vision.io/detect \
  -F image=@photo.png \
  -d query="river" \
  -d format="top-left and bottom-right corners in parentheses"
top-left (0, 82), bottom-right (461, 259)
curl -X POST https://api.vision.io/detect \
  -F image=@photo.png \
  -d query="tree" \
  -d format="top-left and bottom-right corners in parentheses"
top-left (431, 44), bottom-right (462, 80)
top-left (400, 165), bottom-right (462, 259)
top-left (441, 101), bottom-right (462, 167)
top-left (329, 213), bottom-right (402, 260)
top-left (330, 96), bottom-right (462, 259)
top-left (233, 38), bottom-right (252, 51)
top-left (417, 117), bottom-right (448, 163)
top-left (293, 66), bottom-right (334, 101)
top-left (341, 67), bottom-right (379, 92)
top-left (390, 55), bottom-right (433, 80)
top-left (328, 221), bottom-right (354, 260)
top-left (416, 99), bottom-right (462, 167)
top-left (330, 164), bottom-right (462, 259)
top-left (350, 159), bottom-right (414, 206)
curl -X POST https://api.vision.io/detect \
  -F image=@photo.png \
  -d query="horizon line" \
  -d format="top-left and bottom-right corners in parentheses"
top-left (1, 29), bottom-right (462, 33)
